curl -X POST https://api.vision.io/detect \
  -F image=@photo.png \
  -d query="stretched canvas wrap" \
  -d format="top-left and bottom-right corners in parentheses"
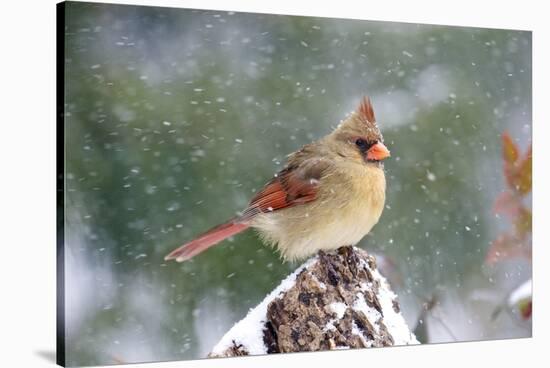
top-left (57, 1), bottom-right (532, 366)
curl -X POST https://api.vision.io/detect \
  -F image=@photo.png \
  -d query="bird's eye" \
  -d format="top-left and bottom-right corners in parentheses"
top-left (355, 138), bottom-right (370, 152)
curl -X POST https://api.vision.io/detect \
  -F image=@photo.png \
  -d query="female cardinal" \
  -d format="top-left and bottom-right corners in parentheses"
top-left (165, 96), bottom-right (390, 262)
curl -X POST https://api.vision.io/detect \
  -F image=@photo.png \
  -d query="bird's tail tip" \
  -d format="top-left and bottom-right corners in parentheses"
top-left (164, 221), bottom-right (249, 263)
top-left (164, 247), bottom-right (191, 262)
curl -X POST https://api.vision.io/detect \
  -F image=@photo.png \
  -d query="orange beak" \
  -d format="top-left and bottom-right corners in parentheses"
top-left (366, 142), bottom-right (391, 161)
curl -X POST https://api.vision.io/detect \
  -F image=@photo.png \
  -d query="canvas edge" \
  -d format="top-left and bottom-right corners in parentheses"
top-left (56, 2), bottom-right (66, 367)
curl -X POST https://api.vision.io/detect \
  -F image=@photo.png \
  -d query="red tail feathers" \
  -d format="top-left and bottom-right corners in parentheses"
top-left (164, 220), bottom-right (249, 262)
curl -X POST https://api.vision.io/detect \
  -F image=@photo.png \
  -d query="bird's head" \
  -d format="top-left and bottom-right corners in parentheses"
top-left (326, 96), bottom-right (390, 166)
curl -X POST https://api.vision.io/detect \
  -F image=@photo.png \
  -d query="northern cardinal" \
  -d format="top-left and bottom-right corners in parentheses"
top-left (165, 96), bottom-right (390, 262)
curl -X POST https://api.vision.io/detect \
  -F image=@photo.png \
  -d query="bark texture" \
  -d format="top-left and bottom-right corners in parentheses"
top-left (210, 246), bottom-right (417, 357)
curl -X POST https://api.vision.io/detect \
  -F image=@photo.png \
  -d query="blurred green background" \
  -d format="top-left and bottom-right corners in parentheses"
top-left (62, 2), bottom-right (532, 366)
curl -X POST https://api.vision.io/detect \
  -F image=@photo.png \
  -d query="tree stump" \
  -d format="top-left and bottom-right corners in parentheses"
top-left (209, 246), bottom-right (418, 357)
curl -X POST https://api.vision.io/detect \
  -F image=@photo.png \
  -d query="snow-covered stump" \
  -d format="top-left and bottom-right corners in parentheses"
top-left (210, 246), bottom-right (418, 357)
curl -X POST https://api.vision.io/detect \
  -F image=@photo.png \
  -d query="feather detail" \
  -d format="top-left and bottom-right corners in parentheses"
top-left (240, 157), bottom-right (330, 221)
top-left (358, 96), bottom-right (376, 123)
top-left (164, 220), bottom-right (248, 262)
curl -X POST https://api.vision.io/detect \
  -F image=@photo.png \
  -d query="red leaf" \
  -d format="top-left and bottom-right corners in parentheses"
top-left (485, 233), bottom-right (528, 264)
top-left (489, 134), bottom-right (532, 265)
top-left (514, 207), bottom-right (532, 238)
top-left (513, 145), bottom-right (532, 195)
top-left (493, 191), bottom-right (520, 217)
top-left (502, 132), bottom-right (519, 165)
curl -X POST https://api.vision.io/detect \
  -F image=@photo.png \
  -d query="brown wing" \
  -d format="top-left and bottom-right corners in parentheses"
top-left (239, 157), bottom-right (330, 221)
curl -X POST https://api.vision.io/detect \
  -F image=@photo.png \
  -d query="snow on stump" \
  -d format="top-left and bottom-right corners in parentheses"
top-left (209, 246), bottom-right (418, 357)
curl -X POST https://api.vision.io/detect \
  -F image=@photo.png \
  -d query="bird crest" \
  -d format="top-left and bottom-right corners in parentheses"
top-left (357, 96), bottom-right (376, 124)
